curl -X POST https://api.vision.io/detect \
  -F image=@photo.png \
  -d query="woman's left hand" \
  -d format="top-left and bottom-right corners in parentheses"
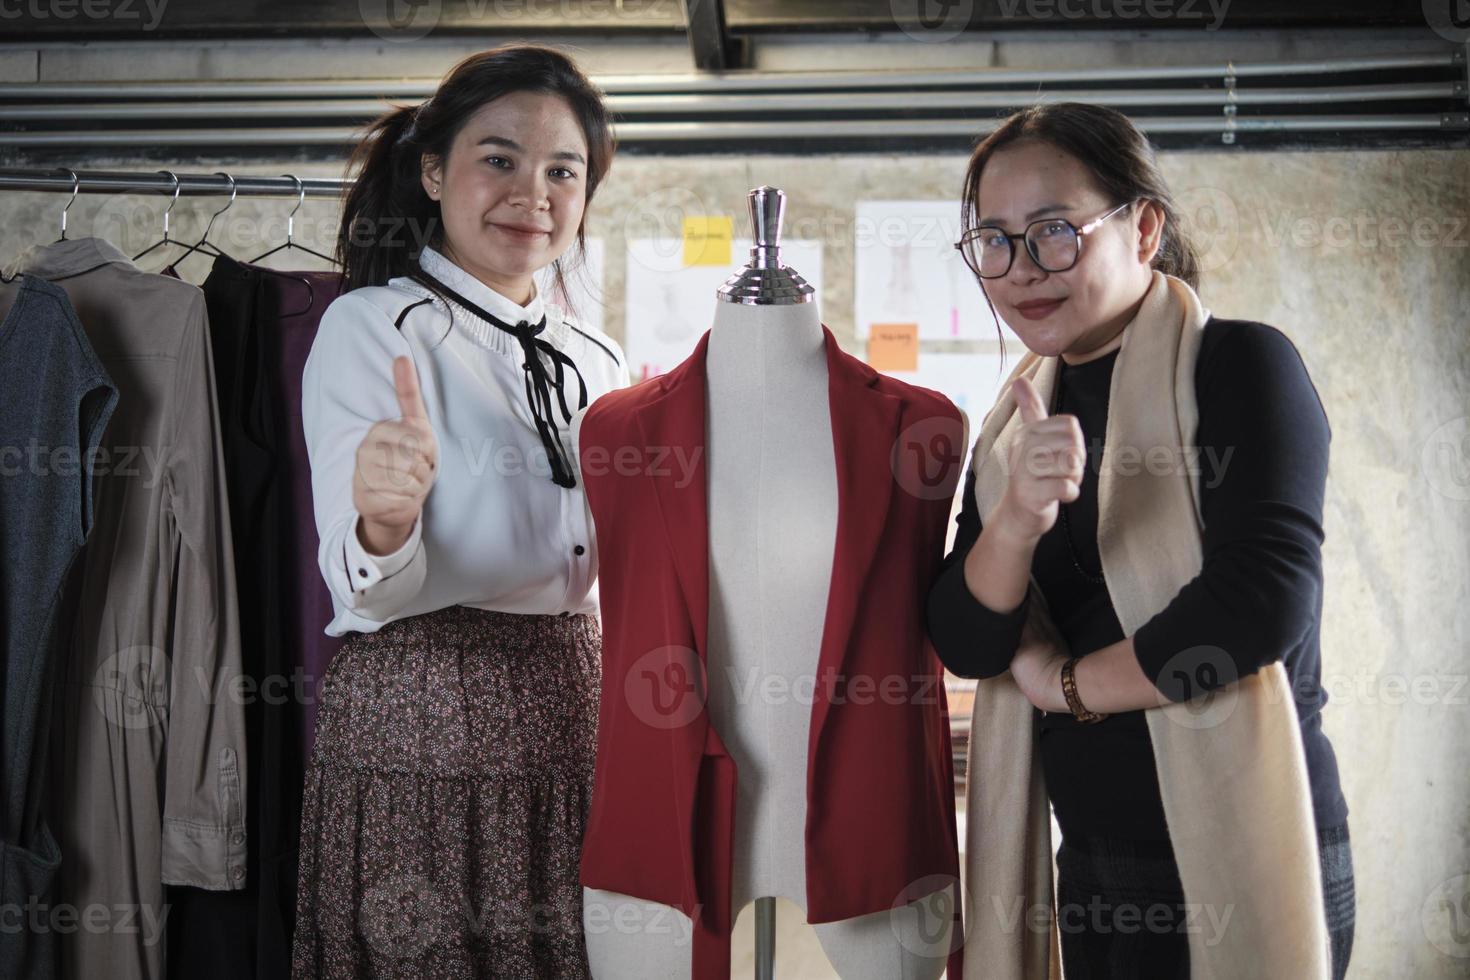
top-left (1010, 643), bottom-right (1069, 713)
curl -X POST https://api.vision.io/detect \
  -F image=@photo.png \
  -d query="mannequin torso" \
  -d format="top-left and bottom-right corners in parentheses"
top-left (581, 301), bottom-right (952, 980)
top-left (706, 298), bottom-right (836, 911)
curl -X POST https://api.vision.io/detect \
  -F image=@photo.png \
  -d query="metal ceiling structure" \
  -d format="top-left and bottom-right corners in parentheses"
top-left (0, 50), bottom-right (1463, 157)
top-left (0, 0), bottom-right (1447, 41)
top-left (0, 0), bottom-right (1464, 157)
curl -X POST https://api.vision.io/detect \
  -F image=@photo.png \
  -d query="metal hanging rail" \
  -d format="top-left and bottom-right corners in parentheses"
top-left (0, 113), bottom-right (1462, 149)
top-left (2, 83), bottom-right (1461, 124)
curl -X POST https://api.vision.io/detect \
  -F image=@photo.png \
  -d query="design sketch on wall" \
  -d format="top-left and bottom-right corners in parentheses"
top-left (876, 349), bottom-right (1013, 467)
top-left (854, 200), bottom-right (1020, 343)
top-left (624, 237), bottom-right (824, 380)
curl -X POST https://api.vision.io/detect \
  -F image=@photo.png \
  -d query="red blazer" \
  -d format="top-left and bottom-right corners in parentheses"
top-left (578, 326), bottom-right (966, 980)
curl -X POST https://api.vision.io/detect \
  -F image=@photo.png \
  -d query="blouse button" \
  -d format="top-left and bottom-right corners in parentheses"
top-left (573, 545), bottom-right (585, 556)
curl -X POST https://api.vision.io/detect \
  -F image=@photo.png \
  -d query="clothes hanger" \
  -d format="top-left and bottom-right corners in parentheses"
top-left (165, 171), bottom-right (318, 317)
top-left (132, 171), bottom-right (183, 263)
top-left (249, 175), bottom-right (337, 266)
top-left (54, 168), bottom-right (79, 243)
top-left (1, 168), bottom-right (80, 283)
top-left (166, 171), bottom-right (234, 272)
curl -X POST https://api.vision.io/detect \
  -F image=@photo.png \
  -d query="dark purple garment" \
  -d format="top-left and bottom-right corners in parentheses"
top-left (263, 268), bottom-right (344, 762)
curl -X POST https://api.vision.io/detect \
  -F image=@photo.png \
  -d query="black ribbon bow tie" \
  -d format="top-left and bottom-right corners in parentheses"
top-left (408, 266), bottom-right (588, 488)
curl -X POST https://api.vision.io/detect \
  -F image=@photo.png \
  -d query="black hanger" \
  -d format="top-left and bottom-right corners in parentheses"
top-left (252, 264), bottom-right (320, 320)
top-left (132, 170), bottom-right (184, 264)
top-left (249, 175), bottom-right (337, 266)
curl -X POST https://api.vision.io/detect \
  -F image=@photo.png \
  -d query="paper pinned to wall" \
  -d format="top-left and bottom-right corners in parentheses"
top-left (876, 349), bottom-right (1017, 536)
top-left (880, 349), bottom-right (1013, 434)
top-left (624, 237), bottom-right (824, 381)
top-left (853, 200), bottom-right (1020, 343)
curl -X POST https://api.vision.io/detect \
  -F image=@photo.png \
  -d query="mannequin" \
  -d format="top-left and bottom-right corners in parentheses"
top-left (582, 188), bottom-right (952, 979)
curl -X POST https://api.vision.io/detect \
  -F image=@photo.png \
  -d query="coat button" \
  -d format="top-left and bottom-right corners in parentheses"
top-left (231, 832), bottom-right (244, 846)
top-left (357, 567), bottom-right (368, 578)
top-left (231, 866), bottom-right (244, 881)
top-left (573, 545), bottom-right (585, 556)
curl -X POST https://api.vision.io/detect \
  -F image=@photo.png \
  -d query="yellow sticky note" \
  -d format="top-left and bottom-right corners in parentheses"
top-left (868, 323), bottom-right (919, 372)
top-left (683, 216), bottom-right (733, 267)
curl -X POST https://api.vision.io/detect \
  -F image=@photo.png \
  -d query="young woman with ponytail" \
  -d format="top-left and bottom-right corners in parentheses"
top-left (293, 45), bottom-right (628, 979)
top-left (926, 103), bottom-right (1354, 978)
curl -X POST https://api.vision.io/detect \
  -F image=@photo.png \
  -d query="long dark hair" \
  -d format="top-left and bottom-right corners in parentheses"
top-left (336, 44), bottom-right (616, 311)
top-left (960, 102), bottom-right (1201, 355)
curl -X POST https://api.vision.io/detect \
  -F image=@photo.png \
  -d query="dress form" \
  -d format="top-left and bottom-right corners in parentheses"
top-left (583, 189), bottom-right (950, 980)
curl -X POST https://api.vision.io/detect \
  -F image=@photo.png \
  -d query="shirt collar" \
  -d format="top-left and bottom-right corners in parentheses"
top-left (3, 236), bottom-right (139, 280)
top-left (405, 246), bottom-right (570, 358)
top-left (417, 244), bottom-right (546, 324)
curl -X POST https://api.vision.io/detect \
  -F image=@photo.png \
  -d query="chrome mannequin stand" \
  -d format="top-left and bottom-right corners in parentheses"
top-left (754, 896), bottom-right (776, 980)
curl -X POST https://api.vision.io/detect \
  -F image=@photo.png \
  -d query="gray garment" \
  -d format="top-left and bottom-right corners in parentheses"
top-left (0, 274), bottom-right (118, 980)
top-left (3, 239), bottom-right (249, 980)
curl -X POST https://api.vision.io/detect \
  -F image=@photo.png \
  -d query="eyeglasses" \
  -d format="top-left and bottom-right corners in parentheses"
top-left (955, 200), bottom-right (1135, 280)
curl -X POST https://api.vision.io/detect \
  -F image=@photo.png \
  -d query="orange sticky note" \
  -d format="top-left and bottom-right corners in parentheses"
top-left (868, 323), bottom-right (919, 371)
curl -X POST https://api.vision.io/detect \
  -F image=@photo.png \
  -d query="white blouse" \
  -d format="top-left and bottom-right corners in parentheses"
top-left (302, 245), bottom-right (630, 636)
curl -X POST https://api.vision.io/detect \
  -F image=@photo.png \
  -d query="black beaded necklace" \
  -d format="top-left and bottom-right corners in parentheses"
top-left (1051, 365), bottom-right (1108, 585)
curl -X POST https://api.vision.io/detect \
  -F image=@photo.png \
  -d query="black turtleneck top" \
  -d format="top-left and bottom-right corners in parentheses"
top-left (926, 317), bottom-right (1348, 842)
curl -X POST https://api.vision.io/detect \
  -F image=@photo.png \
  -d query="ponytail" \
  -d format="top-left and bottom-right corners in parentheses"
top-left (1149, 200), bottom-right (1201, 290)
top-left (336, 102), bottom-right (441, 293)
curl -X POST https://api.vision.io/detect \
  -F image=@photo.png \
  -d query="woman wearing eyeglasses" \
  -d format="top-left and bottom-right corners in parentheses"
top-left (927, 103), bottom-right (1354, 979)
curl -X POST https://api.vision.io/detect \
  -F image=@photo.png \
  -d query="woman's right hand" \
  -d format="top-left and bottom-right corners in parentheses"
top-left (352, 355), bottom-right (439, 555)
top-left (994, 375), bottom-right (1085, 543)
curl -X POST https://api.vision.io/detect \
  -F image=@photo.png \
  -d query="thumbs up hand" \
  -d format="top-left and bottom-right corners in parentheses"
top-left (352, 355), bottom-right (440, 556)
top-left (994, 375), bottom-right (1086, 544)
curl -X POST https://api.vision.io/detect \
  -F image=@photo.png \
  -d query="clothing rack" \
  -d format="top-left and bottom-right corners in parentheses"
top-left (0, 167), bottom-right (347, 198)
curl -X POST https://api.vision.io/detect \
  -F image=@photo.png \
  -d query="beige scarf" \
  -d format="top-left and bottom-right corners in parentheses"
top-left (962, 269), bottom-right (1330, 979)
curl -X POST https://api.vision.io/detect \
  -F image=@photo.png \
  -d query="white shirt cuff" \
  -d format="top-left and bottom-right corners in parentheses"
top-left (343, 512), bottom-right (422, 592)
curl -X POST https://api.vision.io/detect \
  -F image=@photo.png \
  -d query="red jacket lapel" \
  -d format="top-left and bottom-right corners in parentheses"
top-left (808, 327), bottom-right (903, 767)
top-left (630, 325), bottom-right (904, 769)
top-left (634, 329), bottom-right (713, 668)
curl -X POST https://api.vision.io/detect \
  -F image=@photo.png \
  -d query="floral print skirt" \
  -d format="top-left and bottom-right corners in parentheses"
top-left (292, 605), bottom-right (601, 979)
